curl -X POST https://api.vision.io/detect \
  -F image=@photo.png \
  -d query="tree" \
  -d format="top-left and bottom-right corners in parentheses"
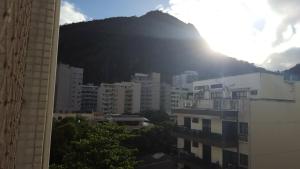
top-left (126, 122), bottom-right (176, 155)
top-left (50, 118), bottom-right (137, 169)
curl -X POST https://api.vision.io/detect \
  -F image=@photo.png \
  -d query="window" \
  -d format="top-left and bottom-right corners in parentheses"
top-left (211, 91), bottom-right (223, 98)
top-left (232, 91), bottom-right (247, 99)
top-left (192, 118), bottom-right (199, 123)
top-left (192, 141), bottom-right (198, 147)
top-left (194, 86), bottom-right (204, 90)
top-left (194, 85), bottom-right (208, 91)
top-left (250, 90), bottom-right (258, 95)
top-left (239, 122), bottom-right (248, 142)
top-left (211, 84), bottom-right (223, 89)
top-left (240, 154), bottom-right (248, 167)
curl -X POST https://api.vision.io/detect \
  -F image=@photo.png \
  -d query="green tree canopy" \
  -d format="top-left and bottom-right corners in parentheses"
top-left (50, 118), bottom-right (137, 169)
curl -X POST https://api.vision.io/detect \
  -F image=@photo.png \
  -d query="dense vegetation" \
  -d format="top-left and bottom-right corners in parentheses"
top-left (58, 11), bottom-right (266, 84)
top-left (50, 112), bottom-right (176, 169)
top-left (50, 118), bottom-right (137, 169)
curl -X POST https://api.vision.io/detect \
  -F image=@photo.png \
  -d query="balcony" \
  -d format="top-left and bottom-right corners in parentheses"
top-left (173, 126), bottom-right (238, 148)
top-left (173, 99), bottom-right (240, 121)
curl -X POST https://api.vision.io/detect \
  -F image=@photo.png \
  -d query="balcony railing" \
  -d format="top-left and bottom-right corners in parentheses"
top-left (189, 99), bottom-right (240, 111)
top-left (173, 126), bottom-right (238, 148)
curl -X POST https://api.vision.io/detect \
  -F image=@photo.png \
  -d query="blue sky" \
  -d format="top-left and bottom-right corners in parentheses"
top-left (63, 0), bottom-right (169, 20)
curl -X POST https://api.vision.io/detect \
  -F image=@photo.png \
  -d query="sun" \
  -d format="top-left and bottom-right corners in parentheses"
top-left (166, 0), bottom-right (284, 65)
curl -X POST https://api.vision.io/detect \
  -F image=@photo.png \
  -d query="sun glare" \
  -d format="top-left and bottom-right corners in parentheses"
top-left (165, 0), bottom-right (297, 65)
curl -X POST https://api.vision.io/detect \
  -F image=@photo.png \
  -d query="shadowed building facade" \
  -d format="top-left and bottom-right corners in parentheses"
top-left (0, 0), bottom-right (60, 169)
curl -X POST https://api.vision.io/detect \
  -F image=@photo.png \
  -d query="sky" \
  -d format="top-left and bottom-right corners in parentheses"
top-left (60, 0), bottom-right (300, 71)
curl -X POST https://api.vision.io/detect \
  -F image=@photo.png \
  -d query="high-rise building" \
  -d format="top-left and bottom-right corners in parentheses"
top-left (0, 0), bottom-right (60, 168)
top-left (170, 88), bottom-right (192, 110)
top-left (81, 84), bottom-right (98, 112)
top-left (160, 83), bottom-right (192, 114)
top-left (160, 83), bottom-right (172, 114)
top-left (173, 73), bottom-right (300, 169)
top-left (54, 64), bottom-right (83, 113)
top-left (97, 82), bottom-right (141, 114)
top-left (172, 70), bottom-right (198, 90)
top-left (131, 73), bottom-right (160, 111)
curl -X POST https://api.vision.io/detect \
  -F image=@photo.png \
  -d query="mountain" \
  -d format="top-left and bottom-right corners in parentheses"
top-left (262, 48), bottom-right (300, 71)
top-left (288, 64), bottom-right (300, 74)
top-left (58, 11), bottom-right (266, 84)
top-left (283, 64), bottom-right (300, 80)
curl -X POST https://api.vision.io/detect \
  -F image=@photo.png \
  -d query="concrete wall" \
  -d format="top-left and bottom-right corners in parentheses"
top-left (191, 118), bottom-right (202, 130)
top-left (249, 99), bottom-right (300, 169)
top-left (55, 64), bottom-right (83, 112)
top-left (193, 73), bottom-right (262, 99)
top-left (211, 119), bottom-right (222, 134)
top-left (191, 142), bottom-right (203, 158)
top-left (131, 83), bottom-right (141, 113)
top-left (15, 1), bottom-right (60, 169)
top-left (113, 85), bottom-right (125, 114)
top-left (259, 73), bottom-right (295, 100)
top-left (211, 146), bottom-right (223, 166)
top-left (177, 114), bottom-right (185, 126)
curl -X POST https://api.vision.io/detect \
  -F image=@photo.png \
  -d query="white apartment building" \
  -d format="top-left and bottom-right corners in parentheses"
top-left (161, 83), bottom-right (193, 114)
top-left (160, 83), bottom-right (172, 114)
top-left (172, 71), bottom-right (198, 90)
top-left (97, 82), bottom-right (141, 114)
top-left (55, 64), bottom-right (83, 113)
top-left (171, 88), bottom-right (193, 110)
top-left (81, 84), bottom-right (99, 112)
top-left (174, 73), bottom-right (300, 169)
top-left (132, 73), bottom-right (160, 111)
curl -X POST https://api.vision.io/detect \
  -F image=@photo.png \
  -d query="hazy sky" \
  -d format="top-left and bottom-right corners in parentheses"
top-left (60, 0), bottom-right (300, 71)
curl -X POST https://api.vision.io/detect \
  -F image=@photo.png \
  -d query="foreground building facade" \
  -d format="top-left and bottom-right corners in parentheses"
top-left (0, 0), bottom-right (60, 169)
top-left (174, 73), bottom-right (300, 169)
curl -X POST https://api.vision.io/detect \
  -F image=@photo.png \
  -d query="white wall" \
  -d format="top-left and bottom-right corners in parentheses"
top-left (191, 142), bottom-right (203, 158)
top-left (211, 119), bottom-right (222, 134)
top-left (131, 83), bottom-right (141, 113)
top-left (193, 73), bottom-right (262, 98)
top-left (250, 99), bottom-right (300, 169)
top-left (211, 146), bottom-right (223, 166)
top-left (191, 118), bottom-right (202, 130)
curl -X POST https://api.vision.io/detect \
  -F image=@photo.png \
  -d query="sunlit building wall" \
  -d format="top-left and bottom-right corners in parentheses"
top-left (0, 0), bottom-right (60, 169)
top-left (174, 73), bottom-right (300, 169)
top-left (97, 82), bottom-right (141, 114)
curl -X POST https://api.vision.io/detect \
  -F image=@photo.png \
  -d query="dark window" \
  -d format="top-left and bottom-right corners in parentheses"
top-left (250, 90), bottom-right (258, 95)
top-left (202, 119), bottom-right (211, 134)
top-left (192, 118), bottom-right (199, 123)
top-left (239, 122), bottom-right (248, 142)
top-left (211, 92), bottom-right (223, 98)
top-left (240, 154), bottom-right (248, 166)
top-left (232, 91), bottom-right (247, 99)
top-left (192, 141), bottom-right (198, 147)
top-left (194, 85), bottom-right (208, 91)
top-left (211, 84), bottom-right (223, 89)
